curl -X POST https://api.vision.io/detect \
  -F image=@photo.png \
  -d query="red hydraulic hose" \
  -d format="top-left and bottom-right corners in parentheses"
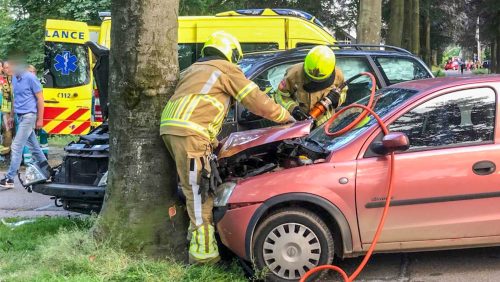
top-left (323, 72), bottom-right (377, 137)
top-left (301, 73), bottom-right (395, 282)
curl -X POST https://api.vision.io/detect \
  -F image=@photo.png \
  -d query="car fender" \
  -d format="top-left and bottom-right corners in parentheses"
top-left (244, 192), bottom-right (354, 260)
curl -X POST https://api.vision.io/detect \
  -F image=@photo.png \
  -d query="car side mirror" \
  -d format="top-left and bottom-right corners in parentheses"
top-left (371, 132), bottom-right (410, 155)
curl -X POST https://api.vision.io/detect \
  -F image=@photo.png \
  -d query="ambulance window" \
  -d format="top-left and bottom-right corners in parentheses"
top-left (44, 42), bottom-right (90, 88)
top-left (240, 43), bottom-right (279, 53)
top-left (178, 43), bottom-right (198, 71)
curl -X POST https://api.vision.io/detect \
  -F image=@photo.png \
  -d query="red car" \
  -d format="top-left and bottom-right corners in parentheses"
top-left (213, 76), bottom-right (500, 281)
top-left (444, 60), bottom-right (460, 70)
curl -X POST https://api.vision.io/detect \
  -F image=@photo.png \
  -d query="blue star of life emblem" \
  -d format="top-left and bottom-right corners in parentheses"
top-left (54, 51), bottom-right (78, 76)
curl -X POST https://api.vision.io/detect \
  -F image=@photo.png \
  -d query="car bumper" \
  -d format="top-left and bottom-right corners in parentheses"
top-left (32, 183), bottom-right (105, 199)
top-left (216, 203), bottom-right (262, 260)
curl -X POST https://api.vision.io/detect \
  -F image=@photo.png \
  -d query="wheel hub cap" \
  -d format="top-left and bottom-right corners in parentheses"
top-left (262, 223), bottom-right (321, 280)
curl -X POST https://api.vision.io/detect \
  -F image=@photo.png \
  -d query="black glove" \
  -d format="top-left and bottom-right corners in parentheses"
top-left (291, 107), bottom-right (309, 121)
top-left (327, 88), bottom-right (341, 109)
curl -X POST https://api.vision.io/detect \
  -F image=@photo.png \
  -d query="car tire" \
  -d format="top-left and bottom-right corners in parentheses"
top-left (253, 208), bottom-right (335, 282)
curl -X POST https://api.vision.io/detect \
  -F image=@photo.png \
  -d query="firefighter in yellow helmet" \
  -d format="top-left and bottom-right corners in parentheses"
top-left (160, 31), bottom-right (294, 264)
top-left (274, 45), bottom-right (347, 126)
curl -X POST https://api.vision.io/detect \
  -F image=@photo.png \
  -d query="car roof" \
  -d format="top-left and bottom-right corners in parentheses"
top-left (243, 47), bottom-right (415, 62)
top-left (240, 45), bottom-right (423, 77)
top-left (388, 75), bottom-right (500, 94)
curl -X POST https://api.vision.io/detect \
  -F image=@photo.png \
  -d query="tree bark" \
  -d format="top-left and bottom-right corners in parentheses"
top-left (402, 0), bottom-right (413, 51)
top-left (356, 0), bottom-right (382, 44)
top-left (94, 0), bottom-right (189, 260)
top-left (492, 41), bottom-right (497, 73)
top-left (387, 0), bottom-right (404, 47)
top-left (496, 12), bottom-right (500, 74)
top-left (423, 1), bottom-right (431, 67)
top-left (411, 0), bottom-right (420, 55)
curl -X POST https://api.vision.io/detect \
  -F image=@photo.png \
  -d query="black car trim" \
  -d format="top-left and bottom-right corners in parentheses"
top-left (32, 183), bottom-right (105, 199)
top-left (244, 193), bottom-right (353, 261)
top-left (365, 191), bottom-right (500, 209)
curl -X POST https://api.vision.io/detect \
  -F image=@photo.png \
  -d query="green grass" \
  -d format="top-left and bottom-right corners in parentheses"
top-left (431, 65), bottom-right (446, 77)
top-left (0, 217), bottom-right (247, 282)
top-left (472, 68), bottom-right (490, 75)
top-left (48, 135), bottom-right (79, 148)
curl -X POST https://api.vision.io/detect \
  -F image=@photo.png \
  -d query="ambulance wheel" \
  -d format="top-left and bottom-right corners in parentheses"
top-left (253, 208), bottom-right (334, 282)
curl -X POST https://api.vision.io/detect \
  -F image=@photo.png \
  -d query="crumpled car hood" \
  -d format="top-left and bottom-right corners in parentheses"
top-left (218, 120), bottom-right (313, 159)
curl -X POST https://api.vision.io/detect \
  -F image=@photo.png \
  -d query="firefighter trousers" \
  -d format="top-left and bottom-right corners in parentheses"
top-left (162, 134), bottom-right (220, 264)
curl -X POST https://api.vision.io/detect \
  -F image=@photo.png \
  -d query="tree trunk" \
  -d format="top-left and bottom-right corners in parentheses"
top-left (496, 38), bottom-right (500, 74)
top-left (431, 49), bottom-right (437, 66)
top-left (94, 0), bottom-right (189, 260)
top-left (356, 0), bottom-right (382, 44)
top-left (492, 41), bottom-right (497, 73)
top-left (402, 0), bottom-right (413, 51)
top-left (411, 0), bottom-right (420, 55)
top-left (496, 13), bottom-right (500, 74)
top-left (421, 0), bottom-right (431, 66)
top-left (387, 0), bottom-right (404, 47)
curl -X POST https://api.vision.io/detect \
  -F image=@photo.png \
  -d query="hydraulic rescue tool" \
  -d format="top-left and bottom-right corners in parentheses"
top-left (301, 72), bottom-right (399, 282)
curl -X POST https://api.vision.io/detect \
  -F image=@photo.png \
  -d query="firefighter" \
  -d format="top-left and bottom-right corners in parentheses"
top-left (274, 45), bottom-right (347, 126)
top-left (160, 31), bottom-right (294, 264)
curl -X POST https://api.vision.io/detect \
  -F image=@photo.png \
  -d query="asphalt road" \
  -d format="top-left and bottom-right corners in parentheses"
top-left (0, 177), bottom-right (76, 218)
top-left (444, 69), bottom-right (473, 77)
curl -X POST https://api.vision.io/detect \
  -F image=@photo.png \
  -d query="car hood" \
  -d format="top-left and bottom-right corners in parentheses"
top-left (218, 120), bottom-right (313, 159)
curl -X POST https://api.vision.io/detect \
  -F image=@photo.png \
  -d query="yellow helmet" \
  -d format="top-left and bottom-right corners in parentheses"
top-left (201, 31), bottom-right (243, 63)
top-left (304, 46), bottom-right (336, 82)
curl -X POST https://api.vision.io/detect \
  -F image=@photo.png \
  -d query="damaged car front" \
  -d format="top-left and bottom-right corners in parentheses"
top-left (211, 87), bottom-right (420, 279)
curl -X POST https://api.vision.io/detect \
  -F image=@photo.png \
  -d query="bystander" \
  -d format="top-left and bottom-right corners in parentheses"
top-left (0, 60), bottom-right (48, 188)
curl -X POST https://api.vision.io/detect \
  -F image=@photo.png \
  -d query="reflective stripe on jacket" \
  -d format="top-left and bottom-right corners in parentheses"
top-left (273, 63), bottom-right (347, 126)
top-left (160, 59), bottom-right (290, 141)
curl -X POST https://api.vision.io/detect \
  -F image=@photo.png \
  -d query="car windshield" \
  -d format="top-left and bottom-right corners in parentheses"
top-left (308, 88), bottom-right (419, 151)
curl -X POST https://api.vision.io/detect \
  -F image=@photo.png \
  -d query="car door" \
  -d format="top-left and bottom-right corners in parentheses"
top-left (356, 87), bottom-right (500, 245)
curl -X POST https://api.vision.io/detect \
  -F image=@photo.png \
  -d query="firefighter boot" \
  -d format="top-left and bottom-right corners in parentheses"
top-left (188, 224), bottom-right (220, 264)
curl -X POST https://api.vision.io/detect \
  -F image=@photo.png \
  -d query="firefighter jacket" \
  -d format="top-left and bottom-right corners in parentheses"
top-left (1, 75), bottom-right (12, 113)
top-left (274, 63), bottom-right (347, 125)
top-left (160, 59), bottom-right (291, 142)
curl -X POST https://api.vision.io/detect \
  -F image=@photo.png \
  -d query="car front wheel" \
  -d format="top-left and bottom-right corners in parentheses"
top-left (253, 208), bottom-right (335, 282)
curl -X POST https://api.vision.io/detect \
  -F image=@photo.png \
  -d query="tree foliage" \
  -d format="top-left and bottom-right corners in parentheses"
top-left (0, 0), bottom-right (110, 66)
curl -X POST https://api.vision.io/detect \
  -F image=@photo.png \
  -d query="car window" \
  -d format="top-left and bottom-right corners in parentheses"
top-left (389, 88), bottom-right (496, 151)
top-left (375, 57), bottom-right (431, 85)
top-left (252, 62), bottom-right (297, 96)
top-left (238, 62), bottom-right (297, 127)
top-left (336, 56), bottom-right (376, 104)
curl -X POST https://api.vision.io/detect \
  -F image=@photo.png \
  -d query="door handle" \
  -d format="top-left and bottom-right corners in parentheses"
top-left (44, 99), bottom-right (60, 104)
top-left (472, 161), bottom-right (496, 175)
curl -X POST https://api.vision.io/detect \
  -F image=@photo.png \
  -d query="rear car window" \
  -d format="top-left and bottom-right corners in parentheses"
top-left (375, 57), bottom-right (431, 85)
top-left (43, 42), bottom-right (90, 88)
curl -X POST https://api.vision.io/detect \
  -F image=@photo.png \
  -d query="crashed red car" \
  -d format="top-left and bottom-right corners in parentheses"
top-left (213, 76), bottom-right (500, 281)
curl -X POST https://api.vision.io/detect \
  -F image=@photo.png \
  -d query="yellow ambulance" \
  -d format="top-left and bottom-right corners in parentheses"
top-left (43, 8), bottom-right (336, 134)
top-left (43, 19), bottom-right (93, 135)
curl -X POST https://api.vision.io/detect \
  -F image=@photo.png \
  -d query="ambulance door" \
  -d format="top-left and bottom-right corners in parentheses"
top-left (43, 20), bottom-right (92, 135)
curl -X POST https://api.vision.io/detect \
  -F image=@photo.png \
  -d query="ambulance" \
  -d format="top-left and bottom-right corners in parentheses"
top-left (43, 8), bottom-right (336, 134)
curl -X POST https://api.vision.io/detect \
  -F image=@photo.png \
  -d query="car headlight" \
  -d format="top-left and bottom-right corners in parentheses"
top-left (98, 172), bottom-right (108, 187)
top-left (24, 163), bottom-right (49, 186)
top-left (214, 182), bottom-right (236, 207)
